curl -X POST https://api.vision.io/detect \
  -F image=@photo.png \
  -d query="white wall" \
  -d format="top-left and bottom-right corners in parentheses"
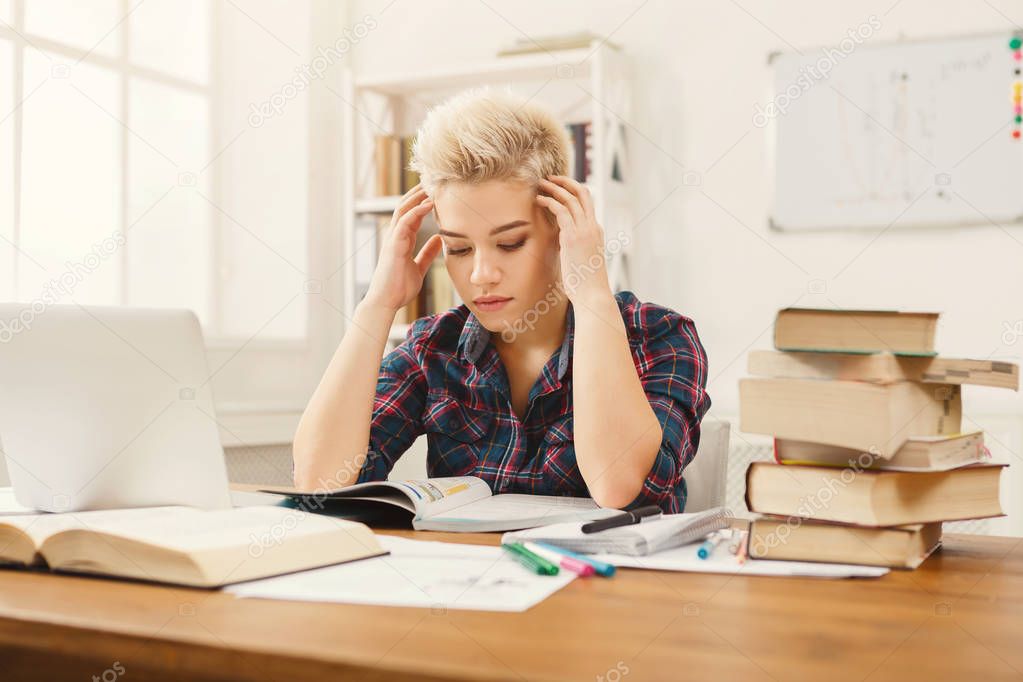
top-left (206, 0), bottom-right (349, 445)
top-left (348, 0), bottom-right (1023, 534)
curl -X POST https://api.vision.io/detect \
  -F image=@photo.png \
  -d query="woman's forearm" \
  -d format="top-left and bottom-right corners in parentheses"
top-left (292, 300), bottom-right (396, 490)
top-left (572, 292), bottom-right (663, 508)
top-left (293, 183), bottom-right (439, 490)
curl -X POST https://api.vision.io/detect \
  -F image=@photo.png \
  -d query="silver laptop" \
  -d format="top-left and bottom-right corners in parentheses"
top-left (0, 304), bottom-right (232, 512)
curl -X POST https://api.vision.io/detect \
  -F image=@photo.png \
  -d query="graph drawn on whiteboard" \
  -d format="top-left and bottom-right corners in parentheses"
top-left (769, 33), bottom-right (1023, 231)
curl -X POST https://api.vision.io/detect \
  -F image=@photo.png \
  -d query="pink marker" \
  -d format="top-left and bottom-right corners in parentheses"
top-left (523, 541), bottom-right (595, 577)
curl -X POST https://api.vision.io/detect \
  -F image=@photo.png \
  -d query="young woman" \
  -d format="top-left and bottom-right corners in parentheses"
top-left (293, 89), bottom-right (710, 512)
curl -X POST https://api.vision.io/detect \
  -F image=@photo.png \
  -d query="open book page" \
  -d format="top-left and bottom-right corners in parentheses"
top-left (417, 494), bottom-right (619, 531)
top-left (386, 477), bottom-right (493, 518)
top-left (262, 476), bottom-right (491, 518)
top-left (431, 494), bottom-right (600, 521)
top-left (1, 506), bottom-right (191, 546)
top-left (56, 507), bottom-right (371, 553)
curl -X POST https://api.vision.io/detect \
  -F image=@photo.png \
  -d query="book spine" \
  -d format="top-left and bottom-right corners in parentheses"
top-left (744, 463), bottom-right (756, 514)
top-left (572, 123), bottom-right (588, 182)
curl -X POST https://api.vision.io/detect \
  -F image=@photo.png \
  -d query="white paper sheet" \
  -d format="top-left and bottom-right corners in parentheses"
top-left (227, 535), bottom-right (576, 611)
top-left (592, 529), bottom-right (888, 578)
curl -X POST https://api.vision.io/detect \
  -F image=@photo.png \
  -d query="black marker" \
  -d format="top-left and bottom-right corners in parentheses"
top-left (581, 505), bottom-right (661, 533)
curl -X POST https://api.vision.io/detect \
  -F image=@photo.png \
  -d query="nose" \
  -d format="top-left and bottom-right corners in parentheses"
top-left (469, 249), bottom-right (501, 287)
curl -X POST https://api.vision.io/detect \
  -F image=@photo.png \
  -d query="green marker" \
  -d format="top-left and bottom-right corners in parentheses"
top-left (501, 542), bottom-right (559, 575)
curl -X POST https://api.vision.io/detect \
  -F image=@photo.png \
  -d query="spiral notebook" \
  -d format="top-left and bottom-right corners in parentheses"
top-left (501, 507), bottom-right (731, 556)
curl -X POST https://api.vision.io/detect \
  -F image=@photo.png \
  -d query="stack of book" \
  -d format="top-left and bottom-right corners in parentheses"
top-left (739, 308), bottom-right (1018, 569)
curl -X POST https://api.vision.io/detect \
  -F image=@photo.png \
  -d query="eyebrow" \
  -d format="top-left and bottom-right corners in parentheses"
top-left (437, 220), bottom-right (529, 239)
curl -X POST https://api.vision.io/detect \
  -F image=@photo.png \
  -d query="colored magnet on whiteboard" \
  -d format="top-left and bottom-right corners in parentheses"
top-left (1012, 36), bottom-right (1023, 50)
top-left (1014, 130), bottom-right (1022, 139)
top-left (1016, 51), bottom-right (1023, 61)
top-left (1016, 114), bottom-right (1023, 124)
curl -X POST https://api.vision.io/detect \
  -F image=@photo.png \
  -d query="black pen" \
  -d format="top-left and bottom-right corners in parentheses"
top-left (581, 505), bottom-right (662, 534)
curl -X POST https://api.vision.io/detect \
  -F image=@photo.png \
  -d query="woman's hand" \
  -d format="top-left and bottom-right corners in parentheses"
top-left (535, 175), bottom-right (612, 304)
top-left (363, 184), bottom-right (443, 313)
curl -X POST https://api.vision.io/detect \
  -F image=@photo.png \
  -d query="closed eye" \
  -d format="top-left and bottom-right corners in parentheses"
top-left (444, 238), bottom-right (527, 257)
top-left (499, 239), bottom-right (527, 251)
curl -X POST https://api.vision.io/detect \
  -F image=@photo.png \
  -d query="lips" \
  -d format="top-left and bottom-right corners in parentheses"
top-left (473, 296), bottom-right (513, 312)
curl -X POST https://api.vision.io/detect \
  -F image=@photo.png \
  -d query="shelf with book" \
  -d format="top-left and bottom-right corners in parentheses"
top-left (342, 40), bottom-right (633, 350)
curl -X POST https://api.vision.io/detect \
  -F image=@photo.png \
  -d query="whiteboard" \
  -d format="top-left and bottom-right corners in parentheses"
top-left (770, 34), bottom-right (1023, 231)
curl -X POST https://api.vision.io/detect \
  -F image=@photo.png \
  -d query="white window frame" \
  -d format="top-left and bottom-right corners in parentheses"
top-left (1, 0), bottom-right (348, 444)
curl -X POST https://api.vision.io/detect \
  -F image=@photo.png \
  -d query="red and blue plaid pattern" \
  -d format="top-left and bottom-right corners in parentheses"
top-left (357, 291), bottom-right (710, 512)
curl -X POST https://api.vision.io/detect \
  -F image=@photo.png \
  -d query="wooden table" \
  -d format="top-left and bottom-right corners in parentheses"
top-left (0, 531), bottom-right (1020, 682)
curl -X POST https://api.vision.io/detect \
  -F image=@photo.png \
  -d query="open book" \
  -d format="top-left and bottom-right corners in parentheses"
top-left (0, 506), bottom-right (383, 587)
top-left (261, 476), bottom-right (620, 532)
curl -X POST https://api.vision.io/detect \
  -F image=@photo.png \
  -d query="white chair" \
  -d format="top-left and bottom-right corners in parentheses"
top-left (681, 419), bottom-right (731, 512)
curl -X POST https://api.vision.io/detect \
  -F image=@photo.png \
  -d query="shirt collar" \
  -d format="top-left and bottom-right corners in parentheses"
top-left (458, 311), bottom-right (491, 364)
top-left (459, 304), bottom-right (575, 381)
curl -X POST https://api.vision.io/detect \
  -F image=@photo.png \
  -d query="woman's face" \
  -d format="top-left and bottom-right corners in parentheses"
top-left (433, 179), bottom-right (561, 333)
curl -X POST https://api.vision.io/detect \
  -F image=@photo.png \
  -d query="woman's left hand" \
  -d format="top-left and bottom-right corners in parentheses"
top-left (536, 175), bottom-right (612, 304)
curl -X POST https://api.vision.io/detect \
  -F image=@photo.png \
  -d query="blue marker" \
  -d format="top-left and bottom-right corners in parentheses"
top-left (697, 531), bottom-right (725, 560)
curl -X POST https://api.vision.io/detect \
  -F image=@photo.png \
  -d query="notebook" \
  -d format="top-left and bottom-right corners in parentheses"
top-left (501, 507), bottom-right (731, 555)
top-left (261, 476), bottom-right (619, 532)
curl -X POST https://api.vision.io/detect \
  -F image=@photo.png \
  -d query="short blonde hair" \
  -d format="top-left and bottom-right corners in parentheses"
top-left (408, 87), bottom-right (570, 198)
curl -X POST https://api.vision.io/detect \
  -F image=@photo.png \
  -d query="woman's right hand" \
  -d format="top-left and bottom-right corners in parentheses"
top-left (363, 184), bottom-right (443, 313)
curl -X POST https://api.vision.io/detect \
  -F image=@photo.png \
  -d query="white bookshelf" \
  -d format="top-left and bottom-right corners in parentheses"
top-left (341, 41), bottom-right (634, 348)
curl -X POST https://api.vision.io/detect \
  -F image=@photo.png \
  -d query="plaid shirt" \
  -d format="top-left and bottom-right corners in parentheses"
top-left (357, 290), bottom-right (711, 512)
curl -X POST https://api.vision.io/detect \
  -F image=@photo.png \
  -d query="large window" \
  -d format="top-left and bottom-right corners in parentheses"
top-left (1, 0), bottom-right (308, 342)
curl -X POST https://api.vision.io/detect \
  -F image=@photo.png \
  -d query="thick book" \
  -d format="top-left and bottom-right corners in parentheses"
top-left (261, 477), bottom-right (619, 532)
top-left (773, 308), bottom-right (939, 355)
top-left (774, 432), bottom-right (988, 471)
top-left (739, 378), bottom-right (961, 457)
top-left (0, 506), bottom-right (383, 588)
top-left (745, 461), bottom-right (1005, 526)
top-left (748, 516), bottom-right (942, 569)
top-left (748, 350), bottom-right (1019, 390)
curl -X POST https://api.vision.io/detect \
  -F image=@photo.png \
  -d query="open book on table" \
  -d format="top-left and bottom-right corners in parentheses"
top-left (0, 505), bottom-right (383, 588)
top-left (261, 476), bottom-right (620, 532)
